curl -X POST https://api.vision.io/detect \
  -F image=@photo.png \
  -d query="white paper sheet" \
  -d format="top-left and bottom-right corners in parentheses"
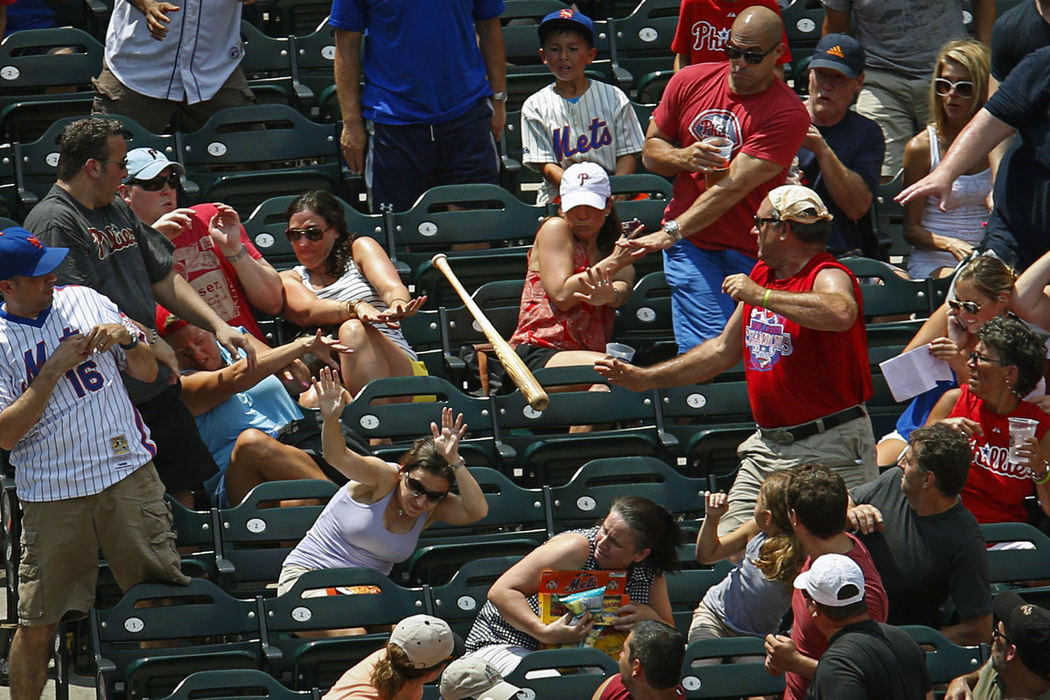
top-left (879, 345), bottom-right (954, 403)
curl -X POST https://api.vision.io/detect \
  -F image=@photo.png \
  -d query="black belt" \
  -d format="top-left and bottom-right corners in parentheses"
top-left (758, 405), bottom-right (867, 445)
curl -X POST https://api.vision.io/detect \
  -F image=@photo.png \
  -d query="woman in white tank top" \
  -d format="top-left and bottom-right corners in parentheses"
top-left (279, 191), bottom-right (426, 396)
top-left (903, 40), bottom-right (993, 280)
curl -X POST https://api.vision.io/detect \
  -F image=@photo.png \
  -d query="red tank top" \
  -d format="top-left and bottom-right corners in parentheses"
top-left (742, 253), bottom-right (872, 428)
top-left (948, 384), bottom-right (1050, 524)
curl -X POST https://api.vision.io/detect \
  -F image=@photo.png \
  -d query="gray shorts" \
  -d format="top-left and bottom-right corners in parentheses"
top-left (18, 463), bottom-right (190, 626)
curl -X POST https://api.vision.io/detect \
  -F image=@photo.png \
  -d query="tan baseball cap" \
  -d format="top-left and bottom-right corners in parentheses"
top-left (439, 657), bottom-right (522, 700)
top-left (768, 185), bottom-right (833, 224)
top-left (389, 615), bottom-right (462, 670)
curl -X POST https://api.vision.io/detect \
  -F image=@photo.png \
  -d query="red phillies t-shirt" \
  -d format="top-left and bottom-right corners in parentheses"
top-left (742, 254), bottom-right (872, 428)
top-left (671, 0), bottom-right (793, 66)
top-left (167, 203), bottom-right (267, 340)
top-left (785, 534), bottom-right (888, 700)
top-left (948, 384), bottom-right (1050, 524)
top-left (653, 62), bottom-right (809, 256)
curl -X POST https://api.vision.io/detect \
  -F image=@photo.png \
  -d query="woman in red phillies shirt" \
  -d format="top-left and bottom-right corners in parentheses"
top-left (925, 315), bottom-right (1050, 525)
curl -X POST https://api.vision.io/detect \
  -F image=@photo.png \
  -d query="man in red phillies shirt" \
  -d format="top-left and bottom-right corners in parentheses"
top-left (671, 0), bottom-right (793, 73)
top-left (627, 5), bottom-right (809, 353)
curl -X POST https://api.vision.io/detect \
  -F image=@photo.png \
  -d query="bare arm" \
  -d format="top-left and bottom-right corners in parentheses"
top-left (151, 269), bottom-right (255, 366)
top-left (81, 324), bottom-right (157, 383)
top-left (723, 266), bottom-right (858, 332)
top-left (487, 532), bottom-right (596, 645)
top-left (205, 204), bottom-right (284, 315)
top-left (821, 7), bottom-right (851, 34)
top-left (803, 125), bottom-right (873, 221)
top-left (595, 304), bottom-right (744, 390)
top-left (613, 154), bottom-right (638, 176)
top-left (334, 29), bottom-right (366, 173)
top-left (476, 16), bottom-right (507, 137)
top-left (696, 491), bottom-right (759, 563)
top-left (535, 219), bottom-right (638, 311)
top-left (1011, 249), bottom-right (1050, 330)
top-left (941, 613), bottom-right (992, 646)
top-left (0, 336), bottom-right (88, 450)
top-left (428, 409), bottom-right (489, 525)
top-left (944, 665), bottom-right (982, 699)
top-left (970, 0), bottom-right (996, 45)
top-left (279, 270), bottom-right (355, 327)
top-left (352, 237), bottom-right (415, 314)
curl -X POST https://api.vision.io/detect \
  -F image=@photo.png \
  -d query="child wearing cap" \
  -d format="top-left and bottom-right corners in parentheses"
top-left (507, 161), bottom-right (642, 374)
top-left (520, 8), bottom-right (644, 205)
top-left (324, 614), bottom-right (463, 700)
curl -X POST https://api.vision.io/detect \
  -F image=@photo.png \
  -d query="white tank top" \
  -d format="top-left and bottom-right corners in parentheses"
top-left (908, 125), bottom-right (993, 279)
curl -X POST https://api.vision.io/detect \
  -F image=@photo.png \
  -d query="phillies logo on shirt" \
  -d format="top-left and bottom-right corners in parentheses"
top-left (745, 307), bottom-right (793, 371)
top-left (690, 21), bottom-right (732, 51)
top-left (972, 440), bottom-right (1033, 480)
top-left (688, 109), bottom-right (740, 150)
top-left (88, 225), bottom-right (138, 260)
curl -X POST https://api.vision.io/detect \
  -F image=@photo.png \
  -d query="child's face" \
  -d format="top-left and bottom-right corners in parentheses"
top-left (753, 492), bottom-right (775, 533)
top-left (539, 30), bottom-right (597, 84)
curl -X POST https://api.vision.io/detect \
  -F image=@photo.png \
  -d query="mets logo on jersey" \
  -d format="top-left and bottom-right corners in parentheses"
top-left (688, 109), bottom-right (740, 150)
top-left (745, 307), bottom-right (793, 371)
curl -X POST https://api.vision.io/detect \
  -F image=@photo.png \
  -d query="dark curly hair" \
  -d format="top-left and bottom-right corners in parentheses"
top-left (286, 190), bottom-right (354, 278)
top-left (976, 315), bottom-right (1045, 397)
top-left (607, 496), bottom-right (682, 576)
top-left (908, 423), bottom-right (972, 497)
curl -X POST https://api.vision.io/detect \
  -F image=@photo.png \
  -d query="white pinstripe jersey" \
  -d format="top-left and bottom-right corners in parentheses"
top-left (521, 79), bottom-right (646, 204)
top-left (0, 285), bottom-right (155, 502)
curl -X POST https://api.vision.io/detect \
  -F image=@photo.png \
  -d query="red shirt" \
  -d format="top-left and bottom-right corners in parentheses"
top-left (948, 384), bottom-right (1050, 524)
top-left (742, 254), bottom-right (872, 428)
top-left (671, 0), bottom-right (793, 66)
top-left (785, 534), bottom-right (888, 700)
top-left (167, 203), bottom-right (267, 340)
top-left (653, 62), bottom-right (809, 256)
top-left (598, 674), bottom-right (685, 699)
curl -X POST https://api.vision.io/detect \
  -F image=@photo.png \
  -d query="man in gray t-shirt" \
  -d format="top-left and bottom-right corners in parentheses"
top-left (821, 0), bottom-right (995, 179)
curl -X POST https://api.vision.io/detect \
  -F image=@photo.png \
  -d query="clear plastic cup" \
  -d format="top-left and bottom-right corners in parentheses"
top-left (1008, 416), bottom-right (1039, 464)
top-left (702, 135), bottom-right (733, 171)
top-left (605, 342), bottom-right (636, 363)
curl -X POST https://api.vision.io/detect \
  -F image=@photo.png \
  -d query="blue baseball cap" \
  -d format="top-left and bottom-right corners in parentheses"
top-left (809, 33), bottom-right (866, 79)
top-left (538, 8), bottom-right (594, 45)
top-left (0, 227), bottom-right (68, 281)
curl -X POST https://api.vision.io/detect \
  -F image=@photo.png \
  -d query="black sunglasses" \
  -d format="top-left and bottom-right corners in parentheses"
top-left (724, 42), bottom-right (779, 65)
top-left (131, 172), bottom-right (180, 192)
top-left (405, 475), bottom-right (449, 503)
top-left (934, 78), bottom-right (975, 99)
top-left (947, 298), bottom-right (987, 315)
top-left (753, 215), bottom-right (781, 227)
top-left (969, 351), bottom-right (1006, 366)
top-left (284, 226), bottom-right (326, 242)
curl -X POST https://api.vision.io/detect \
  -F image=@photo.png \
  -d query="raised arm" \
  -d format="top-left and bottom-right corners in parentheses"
top-left (696, 491), bottom-right (759, 563)
top-left (535, 218), bottom-right (639, 311)
top-left (207, 204), bottom-right (284, 315)
top-left (723, 266), bottom-right (858, 332)
top-left (803, 125), bottom-right (873, 222)
top-left (430, 408), bottom-right (489, 525)
top-left (1012, 249), bottom-right (1050, 330)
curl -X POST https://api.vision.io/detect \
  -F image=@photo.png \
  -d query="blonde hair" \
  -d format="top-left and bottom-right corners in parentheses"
top-left (751, 472), bottom-right (806, 587)
top-left (956, 254), bottom-right (1016, 300)
top-left (369, 644), bottom-right (434, 699)
top-left (930, 39), bottom-right (990, 137)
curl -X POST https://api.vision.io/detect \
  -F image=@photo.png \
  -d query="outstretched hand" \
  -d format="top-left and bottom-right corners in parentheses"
top-left (431, 407), bottom-right (467, 465)
top-left (594, 356), bottom-right (649, 392)
top-left (312, 366), bottom-right (352, 419)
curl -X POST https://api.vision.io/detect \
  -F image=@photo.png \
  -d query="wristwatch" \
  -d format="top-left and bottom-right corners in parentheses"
top-left (491, 90), bottom-right (508, 103)
top-left (661, 219), bottom-right (681, 242)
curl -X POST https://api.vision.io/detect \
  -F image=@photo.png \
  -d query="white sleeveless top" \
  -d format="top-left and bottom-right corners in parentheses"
top-left (908, 125), bottom-right (992, 279)
top-left (293, 258), bottom-right (417, 360)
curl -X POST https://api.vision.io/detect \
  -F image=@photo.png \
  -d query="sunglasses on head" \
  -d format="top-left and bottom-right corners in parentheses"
top-left (131, 172), bottom-right (180, 192)
top-left (947, 298), bottom-right (988, 315)
top-left (405, 475), bottom-right (449, 503)
top-left (284, 226), bottom-right (325, 242)
top-left (934, 78), bottom-right (975, 98)
top-left (724, 42), bottom-right (778, 65)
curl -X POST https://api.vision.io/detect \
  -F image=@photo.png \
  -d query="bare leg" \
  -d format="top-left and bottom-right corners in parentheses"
top-left (336, 320), bottom-right (415, 396)
top-left (10, 623), bottom-right (58, 700)
top-left (876, 437), bottom-right (908, 468)
top-left (543, 350), bottom-right (612, 433)
top-left (224, 429), bottom-right (331, 506)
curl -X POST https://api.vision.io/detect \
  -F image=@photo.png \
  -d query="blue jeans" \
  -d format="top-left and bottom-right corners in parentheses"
top-left (664, 242), bottom-right (757, 353)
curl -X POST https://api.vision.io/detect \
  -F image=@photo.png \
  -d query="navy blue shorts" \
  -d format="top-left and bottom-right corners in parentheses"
top-left (366, 97), bottom-right (500, 213)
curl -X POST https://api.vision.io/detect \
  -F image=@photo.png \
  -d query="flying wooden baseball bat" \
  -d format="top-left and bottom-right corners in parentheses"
top-left (431, 254), bottom-right (549, 411)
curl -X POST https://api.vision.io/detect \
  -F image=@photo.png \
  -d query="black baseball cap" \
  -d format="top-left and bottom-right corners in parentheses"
top-left (809, 33), bottom-right (866, 79)
top-left (994, 589), bottom-right (1050, 678)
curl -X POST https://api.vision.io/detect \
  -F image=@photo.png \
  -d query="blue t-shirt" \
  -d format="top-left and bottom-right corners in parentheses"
top-left (329, 0), bottom-right (505, 125)
top-left (980, 46), bottom-right (1050, 270)
top-left (189, 344), bottom-right (303, 471)
top-left (702, 531), bottom-right (793, 636)
top-left (797, 109), bottom-right (884, 256)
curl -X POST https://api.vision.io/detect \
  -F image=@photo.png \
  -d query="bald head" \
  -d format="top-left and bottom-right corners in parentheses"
top-left (732, 6), bottom-right (784, 47)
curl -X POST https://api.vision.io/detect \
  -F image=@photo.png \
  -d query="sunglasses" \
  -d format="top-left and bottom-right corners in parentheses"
top-left (753, 215), bottom-right (781, 227)
top-left (724, 42), bottom-right (778, 65)
top-left (131, 173), bottom-right (180, 191)
top-left (284, 226), bottom-right (326, 242)
top-left (405, 475), bottom-right (449, 503)
top-left (934, 78), bottom-right (975, 98)
top-left (99, 157), bottom-right (128, 170)
top-left (969, 351), bottom-right (1006, 366)
top-left (992, 625), bottom-right (1011, 645)
top-left (947, 298), bottom-right (988, 315)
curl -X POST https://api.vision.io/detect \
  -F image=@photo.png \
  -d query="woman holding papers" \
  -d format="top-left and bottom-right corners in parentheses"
top-left (876, 255), bottom-right (1016, 465)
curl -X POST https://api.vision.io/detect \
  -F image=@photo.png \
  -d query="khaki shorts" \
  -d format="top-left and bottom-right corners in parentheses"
top-left (855, 67), bottom-right (932, 179)
top-left (18, 463), bottom-right (190, 626)
top-left (92, 63), bottom-right (255, 134)
top-left (716, 415), bottom-right (877, 537)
